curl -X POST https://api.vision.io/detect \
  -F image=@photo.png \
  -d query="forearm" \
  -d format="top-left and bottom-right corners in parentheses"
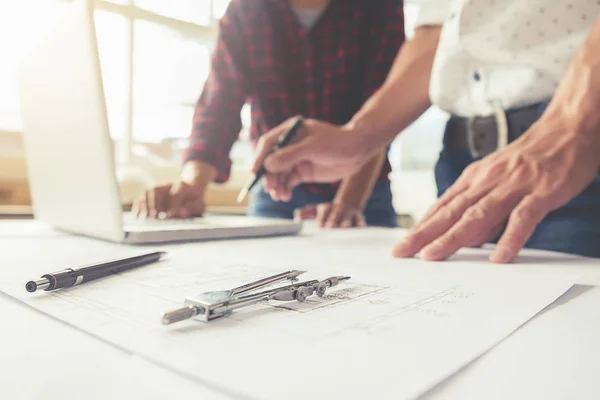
top-left (334, 150), bottom-right (387, 210)
top-left (180, 160), bottom-right (217, 191)
top-left (345, 26), bottom-right (442, 154)
top-left (540, 16), bottom-right (600, 155)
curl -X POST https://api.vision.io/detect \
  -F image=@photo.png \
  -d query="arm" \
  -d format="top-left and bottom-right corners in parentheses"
top-left (181, 0), bottom-right (249, 186)
top-left (253, 23), bottom-right (443, 187)
top-left (333, 0), bottom-right (405, 211)
top-left (293, 150), bottom-right (387, 228)
top-left (252, 3), bottom-right (447, 196)
top-left (346, 0), bottom-right (450, 152)
top-left (334, 150), bottom-right (387, 211)
top-left (346, 24), bottom-right (441, 155)
top-left (393, 16), bottom-right (600, 263)
top-left (132, 1), bottom-right (249, 219)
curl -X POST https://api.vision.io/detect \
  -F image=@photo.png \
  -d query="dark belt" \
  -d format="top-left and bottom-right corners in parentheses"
top-left (444, 102), bottom-right (547, 158)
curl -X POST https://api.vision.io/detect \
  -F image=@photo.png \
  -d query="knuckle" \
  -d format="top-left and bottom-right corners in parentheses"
top-left (462, 205), bottom-right (488, 222)
top-left (437, 205), bottom-right (457, 222)
top-left (475, 161), bottom-right (506, 183)
top-left (462, 162), bottom-right (480, 178)
top-left (437, 230), bottom-right (460, 248)
top-left (511, 165), bottom-right (533, 183)
top-left (406, 228), bottom-right (426, 245)
top-left (512, 204), bottom-right (538, 224)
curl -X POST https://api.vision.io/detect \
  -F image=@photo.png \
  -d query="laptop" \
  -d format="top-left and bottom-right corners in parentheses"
top-left (15, 0), bottom-right (302, 244)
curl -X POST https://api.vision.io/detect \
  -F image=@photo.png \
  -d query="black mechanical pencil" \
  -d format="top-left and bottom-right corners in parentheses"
top-left (236, 115), bottom-right (305, 203)
top-left (25, 251), bottom-right (167, 293)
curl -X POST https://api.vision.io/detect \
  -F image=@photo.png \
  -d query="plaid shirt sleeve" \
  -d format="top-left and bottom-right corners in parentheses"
top-left (182, 1), bottom-right (249, 183)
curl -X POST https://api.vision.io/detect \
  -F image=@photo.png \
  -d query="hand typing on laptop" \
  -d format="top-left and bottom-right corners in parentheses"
top-left (132, 160), bottom-right (216, 219)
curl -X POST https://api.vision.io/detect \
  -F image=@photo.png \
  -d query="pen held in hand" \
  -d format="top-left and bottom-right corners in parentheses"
top-left (236, 116), bottom-right (305, 204)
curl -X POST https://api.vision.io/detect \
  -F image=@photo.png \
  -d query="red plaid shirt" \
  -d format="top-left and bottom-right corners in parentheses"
top-left (184, 0), bottom-right (405, 196)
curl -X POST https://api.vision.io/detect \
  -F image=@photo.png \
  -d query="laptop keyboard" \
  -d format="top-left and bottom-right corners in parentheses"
top-left (123, 214), bottom-right (207, 226)
top-left (128, 218), bottom-right (205, 226)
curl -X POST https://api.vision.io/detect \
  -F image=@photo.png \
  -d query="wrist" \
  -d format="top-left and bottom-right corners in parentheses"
top-left (535, 100), bottom-right (600, 158)
top-left (338, 122), bottom-right (369, 156)
top-left (333, 185), bottom-right (367, 210)
top-left (180, 160), bottom-right (216, 191)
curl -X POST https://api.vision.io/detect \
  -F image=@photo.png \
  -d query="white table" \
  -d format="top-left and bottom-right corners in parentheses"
top-left (1, 220), bottom-right (599, 400)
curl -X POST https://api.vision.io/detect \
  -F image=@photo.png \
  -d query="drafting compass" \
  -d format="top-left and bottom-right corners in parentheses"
top-left (160, 271), bottom-right (350, 325)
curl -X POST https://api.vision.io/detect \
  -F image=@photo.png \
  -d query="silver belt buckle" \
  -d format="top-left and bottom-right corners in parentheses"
top-left (466, 105), bottom-right (509, 158)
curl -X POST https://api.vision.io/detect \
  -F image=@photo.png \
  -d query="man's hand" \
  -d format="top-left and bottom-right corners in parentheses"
top-left (392, 115), bottom-right (600, 263)
top-left (132, 160), bottom-right (216, 219)
top-left (294, 202), bottom-right (366, 228)
top-left (251, 26), bottom-right (440, 202)
top-left (394, 17), bottom-right (600, 264)
top-left (252, 118), bottom-right (372, 202)
top-left (132, 181), bottom-right (206, 219)
top-left (291, 149), bottom-right (386, 228)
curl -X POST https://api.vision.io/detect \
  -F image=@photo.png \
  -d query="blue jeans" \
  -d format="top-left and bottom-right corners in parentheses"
top-left (247, 181), bottom-right (398, 228)
top-left (435, 110), bottom-right (600, 258)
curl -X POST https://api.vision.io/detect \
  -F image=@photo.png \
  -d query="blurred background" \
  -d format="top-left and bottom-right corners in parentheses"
top-left (0, 0), bottom-right (449, 224)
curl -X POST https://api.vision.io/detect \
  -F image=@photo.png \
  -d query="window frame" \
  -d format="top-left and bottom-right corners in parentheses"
top-left (55, 0), bottom-right (223, 164)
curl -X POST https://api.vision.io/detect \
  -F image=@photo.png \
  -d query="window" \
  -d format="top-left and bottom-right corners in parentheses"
top-left (1, 0), bottom-right (445, 203)
top-left (95, 10), bottom-right (129, 140)
top-left (131, 19), bottom-right (212, 143)
top-left (389, 0), bottom-right (448, 172)
top-left (0, 0), bottom-right (70, 132)
top-left (133, 0), bottom-right (213, 26)
top-left (388, 1), bottom-right (449, 221)
top-left (0, 0), bottom-right (230, 162)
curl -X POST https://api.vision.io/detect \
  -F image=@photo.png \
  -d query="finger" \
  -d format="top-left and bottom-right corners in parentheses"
top-left (131, 195), bottom-right (144, 218)
top-left (277, 173), bottom-right (293, 202)
top-left (316, 203), bottom-right (332, 228)
top-left (294, 205), bottom-right (317, 221)
top-left (135, 193), bottom-right (149, 218)
top-left (263, 139), bottom-right (314, 174)
top-left (252, 119), bottom-right (292, 173)
top-left (263, 173), bottom-right (282, 193)
top-left (286, 161), bottom-right (315, 190)
top-left (465, 221), bottom-right (504, 248)
top-left (490, 194), bottom-right (547, 263)
top-left (166, 184), bottom-right (186, 218)
top-left (186, 198), bottom-right (205, 217)
top-left (152, 187), bottom-right (170, 218)
top-left (392, 189), bottom-right (486, 258)
top-left (325, 205), bottom-right (345, 228)
top-left (413, 179), bottom-right (472, 231)
top-left (418, 187), bottom-right (524, 261)
top-left (263, 172), bottom-right (293, 201)
top-left (146, 189), bottom-right (158, 218)
top-left (354, 212), bottom-right (366, 228)
top-left (340, 212), bottom-right (354, 228)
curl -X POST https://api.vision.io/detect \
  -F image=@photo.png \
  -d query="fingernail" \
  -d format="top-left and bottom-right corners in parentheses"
top-left (490, 246), bottom-right (513, 264)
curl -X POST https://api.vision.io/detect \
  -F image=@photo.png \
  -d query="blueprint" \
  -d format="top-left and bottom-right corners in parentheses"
top-left (0, 222), bottom-right (577, 400)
